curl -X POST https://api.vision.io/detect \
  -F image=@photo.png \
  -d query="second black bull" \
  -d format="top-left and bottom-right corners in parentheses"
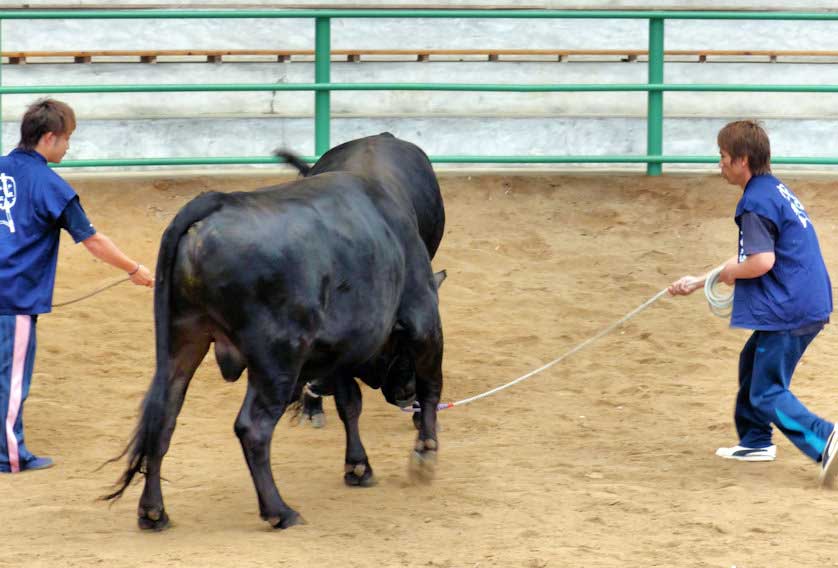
top-left (105, 134), bottom-right (446, 530)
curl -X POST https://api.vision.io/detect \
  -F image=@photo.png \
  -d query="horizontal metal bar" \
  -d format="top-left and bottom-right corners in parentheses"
top-left (54, 156), bottom-right (316, 168)
top-left (6, 83), bottom-right (838, 95)
top-left (433, 156), bottom-right (838, 164)
top-left (51, 155), bottom-right (838, 168)
top-left (1, 10), bottom-right (838, 21)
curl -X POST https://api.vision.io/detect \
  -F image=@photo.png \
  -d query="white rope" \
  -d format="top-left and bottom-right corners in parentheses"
top-left (703, 265), bottom-right (734, 318)
top-left (51, 277), bottom-right (131, 308)
top-left (418, 268), bottom-right (733, 412)
top-left (409, 267), bottom-right (734, 414)
top-left (415, 287), bottom-right (671, 412)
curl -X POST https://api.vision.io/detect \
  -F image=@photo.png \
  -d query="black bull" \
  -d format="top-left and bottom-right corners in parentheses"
top-left (104, 134), bottom-right (446, 530)
top-left (277, 135), bottom-right (445, 424)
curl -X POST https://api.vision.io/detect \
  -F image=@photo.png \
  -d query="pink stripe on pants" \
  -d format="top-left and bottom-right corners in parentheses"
top-left (6, 315), bottom-right (30, 473)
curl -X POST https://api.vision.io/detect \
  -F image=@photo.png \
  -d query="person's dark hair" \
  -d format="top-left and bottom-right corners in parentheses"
top-left (17, 98), bottom-right (77, 151)
top-left (717, 120), bottom-right (771, 176)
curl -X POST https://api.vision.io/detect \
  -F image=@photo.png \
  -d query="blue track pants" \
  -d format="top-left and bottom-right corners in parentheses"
top-left (736, 328), bottom-right (834, 462)
top-left (0, 315), bottom-right (37, 472)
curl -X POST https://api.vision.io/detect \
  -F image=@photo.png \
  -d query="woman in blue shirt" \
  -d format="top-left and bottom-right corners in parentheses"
top-left (670, 120), bottom-right (838, 487)
top-left (0, 99), bottom-right (153, 473)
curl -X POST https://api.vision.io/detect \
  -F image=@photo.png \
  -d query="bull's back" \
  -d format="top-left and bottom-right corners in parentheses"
top-left (171, 174), bottom-right (408, 369)
top-left (309, 134), bottom-right (445, 259)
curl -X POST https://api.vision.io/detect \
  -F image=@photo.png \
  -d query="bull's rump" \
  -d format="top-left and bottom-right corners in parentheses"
top-left (309, 133), bottom-right (444, 259)
top-left (169, 172), bottom-right (416, 372)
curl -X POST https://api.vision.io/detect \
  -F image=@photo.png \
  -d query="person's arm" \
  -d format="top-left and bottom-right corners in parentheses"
top-left (718, 212), bottom-right (777, 285)
top-left (82, 232), bottom-right (153, 287)
top-left (668, 255), bottom-right (738, 296)
top-left (670, 211), bottom-right (777, 295)
top-left (58, 197), bottom-right (153, 287)
top-left (717, 252), bottom-right (774, 285)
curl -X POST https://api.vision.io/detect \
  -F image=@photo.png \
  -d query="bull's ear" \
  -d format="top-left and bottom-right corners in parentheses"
top-left (433, 270), bottom-right (447, 289)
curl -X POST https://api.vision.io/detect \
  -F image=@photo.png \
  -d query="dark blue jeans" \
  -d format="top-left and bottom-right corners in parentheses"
top-left (736, 328), bottom-right (833, 462)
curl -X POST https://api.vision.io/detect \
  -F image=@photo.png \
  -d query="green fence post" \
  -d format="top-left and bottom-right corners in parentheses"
top-left (314, 17), bottom-right (331, 157)
top-left (646, 17), bottom-right (664, 176)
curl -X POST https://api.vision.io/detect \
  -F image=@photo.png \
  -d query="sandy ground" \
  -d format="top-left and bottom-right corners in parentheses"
top-left (3, 170), bottom-right (838, 567)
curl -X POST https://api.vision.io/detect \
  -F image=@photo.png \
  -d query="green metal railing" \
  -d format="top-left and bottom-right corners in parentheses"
top-left (2, 9), bottom-right (838, 175)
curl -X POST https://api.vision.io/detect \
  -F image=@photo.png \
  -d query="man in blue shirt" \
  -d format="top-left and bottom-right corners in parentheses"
top-left (669, 120), bottom-right (838, 487)
top-left (0, 98), bottom-right (153, 473)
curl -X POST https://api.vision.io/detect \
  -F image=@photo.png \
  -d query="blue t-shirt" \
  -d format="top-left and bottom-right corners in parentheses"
top-left (740, 211), bottom-right (777, 255)
top-left (0, 148), bottom-right (95, 315)
top-left (732, 173), bottom-right (833, 330)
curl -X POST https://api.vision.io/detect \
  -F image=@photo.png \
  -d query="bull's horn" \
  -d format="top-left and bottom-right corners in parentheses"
top-left (433, 270), bottom-right (447, 289)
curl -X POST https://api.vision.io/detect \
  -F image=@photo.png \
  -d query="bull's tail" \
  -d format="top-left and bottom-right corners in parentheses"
top-left (274, 150), bottom-right (311, 176)
top-left (102, 192), bottom-right (226, 502)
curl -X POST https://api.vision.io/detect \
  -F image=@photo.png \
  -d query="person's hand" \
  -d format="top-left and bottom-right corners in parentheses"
top-left (718, 260), bottom-right (738, 286)
top-left (128, 263), bottom-right (154, 287)
top-left (668, 275), bottom-right (702, 296)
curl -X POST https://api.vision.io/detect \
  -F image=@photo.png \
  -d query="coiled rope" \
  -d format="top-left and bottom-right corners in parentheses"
top-left (703, 264), bottom-right (734, 318)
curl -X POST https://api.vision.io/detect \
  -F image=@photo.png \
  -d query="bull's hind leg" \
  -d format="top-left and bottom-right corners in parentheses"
top-left (235, 365), bottom-right (303, 529)
top-left (138, 334), bottom-right (210, 530)
top-left (302, 390), bottom-right (326, 428)
top-left (333, 376), bottom-right (375, 487)
top-left (408, 327), bottom-right (444, 485)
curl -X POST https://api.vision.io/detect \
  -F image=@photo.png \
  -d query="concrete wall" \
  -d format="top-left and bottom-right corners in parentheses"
top-left (3, 59), bottom-right (838, 171)
top-left (2, 7), bottom-right (838, 171)
top-left (6, 61), bottom-right (838, 120)
top-left (7, 15), bottom-right (838, 52)
top-left (6, 113), bottom-right (836, 171)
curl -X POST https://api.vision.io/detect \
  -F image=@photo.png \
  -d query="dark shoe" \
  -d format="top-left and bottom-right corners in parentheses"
top-left (20, 456), bottom-right (54, 472)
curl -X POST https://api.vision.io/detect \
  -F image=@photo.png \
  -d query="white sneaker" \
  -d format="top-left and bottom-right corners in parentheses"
top-left (715, 444), bottom-right (776, 462)
top-left (819, 429), bottom-right (838, 488)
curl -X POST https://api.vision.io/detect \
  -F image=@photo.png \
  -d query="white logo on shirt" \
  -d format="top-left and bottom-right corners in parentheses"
top-left (776, 182), bottom-right (810, 229)
top-left (739, 231), bottom-right (746, 262)
top-left (0, 173), bottom-right (16, 234)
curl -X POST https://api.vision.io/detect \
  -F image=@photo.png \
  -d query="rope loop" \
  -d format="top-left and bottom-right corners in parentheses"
top-left (704, 265), bottom-right (734, 318)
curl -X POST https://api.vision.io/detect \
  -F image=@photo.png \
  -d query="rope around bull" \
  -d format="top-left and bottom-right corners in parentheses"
top-left (404, 266), bottom-right (734, 414)
top-left (52, 266), bottom-right (734, 412)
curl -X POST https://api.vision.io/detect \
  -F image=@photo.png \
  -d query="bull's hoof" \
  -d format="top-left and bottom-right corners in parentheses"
top-left (137, 507), bottom-right (170, 531)
top-left (408, 447), bottom-right (437, 485)
top-left (344, 462), bottom-right (376, 487)
top-left (307, 412), bottom-right (326, 429)
top-left (267, 510), bottom-right (305, 530)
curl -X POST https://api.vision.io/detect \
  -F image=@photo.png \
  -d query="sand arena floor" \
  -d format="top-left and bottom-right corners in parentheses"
top-left (3, 171), bottom-right (838, 567)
